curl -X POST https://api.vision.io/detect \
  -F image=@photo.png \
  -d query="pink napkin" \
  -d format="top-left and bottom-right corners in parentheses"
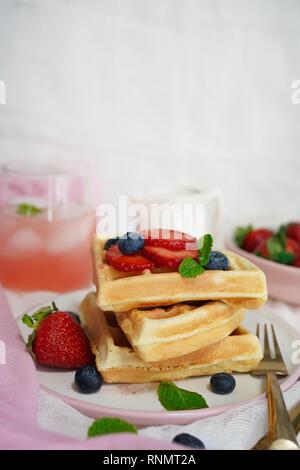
top-left (0, 288), bottom-right (180, 450)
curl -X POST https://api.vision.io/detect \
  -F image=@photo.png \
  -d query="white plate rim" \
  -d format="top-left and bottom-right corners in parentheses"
top-left (17, 290), bottom-right (300, 426)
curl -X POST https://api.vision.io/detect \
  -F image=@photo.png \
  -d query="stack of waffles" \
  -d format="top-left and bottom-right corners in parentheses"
top-left (80, 238), bottom-right (267, 383)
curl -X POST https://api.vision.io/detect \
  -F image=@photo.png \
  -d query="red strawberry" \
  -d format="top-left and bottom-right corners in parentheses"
top-left (286, 223), bottom-right (300, 245)
top-left (105, 244), bottom-right (155, 272)
top-left (141, 229), bottom-right (196, 251)
top-left (293, 257), bottom-right (300, 268)
top-left (256, 239), bottom-right (270, 258)
top-left (23, 308), bottom-right (93, 368)
top-left (256, 237), bottom-right (300, 260)
top-left (285, 237), bottom-right (300, 256)
top-left (243, 229), bottom-right (273, 252)
top-left (143, 245), bottom-right (198, 269)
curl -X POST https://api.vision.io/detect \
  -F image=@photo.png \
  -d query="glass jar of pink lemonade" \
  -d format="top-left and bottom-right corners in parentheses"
top-left (0, 160), bottom-right (96, 292)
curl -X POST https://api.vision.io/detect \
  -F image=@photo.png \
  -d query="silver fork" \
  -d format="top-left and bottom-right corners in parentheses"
top-left (251, 323), bottom-right (299, 450)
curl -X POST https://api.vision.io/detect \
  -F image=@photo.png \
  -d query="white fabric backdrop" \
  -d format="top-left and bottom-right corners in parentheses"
top-left (0, 0), bottom-right (299, 219)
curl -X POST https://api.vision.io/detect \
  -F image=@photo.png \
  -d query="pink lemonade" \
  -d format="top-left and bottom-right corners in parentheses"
top-left (0, 201), bottom-right (96, 292)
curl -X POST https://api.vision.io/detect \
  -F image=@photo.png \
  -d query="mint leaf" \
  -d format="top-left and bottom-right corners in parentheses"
top-left (267, 235), bottom-right (284, 261)
top-left (179, 258), bottom-right (205, 278)
top-left (234, 225), bottom-right (253, 247)
top-left (277, 225), bottom-right (287, 246)
top-left (265, 235), bottom-right (296, 264)
top-left (277, 251), bottom-right (295, 265)
top-left (198, 234), bottom-right (213, 266)
top-left (158, 381), bottom-right (208, 411)
top-left (178, 233), bottom-right (213, 278)
top-left (16, 203), bottom-right (43, 216)
top-left (88, 418), bottom-right (137, 438)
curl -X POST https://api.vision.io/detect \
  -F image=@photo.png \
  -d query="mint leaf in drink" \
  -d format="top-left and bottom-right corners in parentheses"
top-left (87, 417), bottom-right (137, 438)
top-left (234, 225), bottom-right (253, 247)
top-left (198, 233), bottom-right (213, 266)
top-left (158, 381), bottom-right (209, 411)
top-left (16, 203), bottom-right (43, 216)
top-left (178, 258), bottom-right (205, 278)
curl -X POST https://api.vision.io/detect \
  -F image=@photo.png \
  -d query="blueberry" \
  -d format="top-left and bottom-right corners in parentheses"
top-left (104, 237), bottom-right (120, 250)
top-left (210, 373), bottom-right (236, 395)
top-left (118, 232), bottom-right (144, 254)
top-left (66, 311), bottom-right (81, 324)
top-left (75, 365), bottom-right (103, 393)
top-left (173, 433), bottom-right (205, 449)
top-left (205, 251), bottom-right (229, 270)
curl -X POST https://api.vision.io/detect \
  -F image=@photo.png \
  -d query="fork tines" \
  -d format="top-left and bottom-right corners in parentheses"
top-left (253, 323), bottom-right (288, 376)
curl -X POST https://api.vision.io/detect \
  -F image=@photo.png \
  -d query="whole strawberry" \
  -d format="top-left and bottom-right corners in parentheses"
top-left (256, 235), bottom-right (300, 264)
top-left (234, 225), bottom-right (273, 252)
top-left (243, 228), bottom-right (273, 252)
top-left (285, 222), bottom-right (300, 245)
top-left (22, 303), bottom-right (93, 368)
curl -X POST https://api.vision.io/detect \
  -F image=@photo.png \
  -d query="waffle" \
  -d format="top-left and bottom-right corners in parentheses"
top-left (115, 301), bottom-right (245, 362)
top-left (93, 238), bottom-right (267, 312)
top-left (80, 293), bottom-right (263, 384)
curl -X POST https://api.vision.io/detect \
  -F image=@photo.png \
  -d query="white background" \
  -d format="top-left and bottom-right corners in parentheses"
top-left (0, 0), bottom-right (299, 222)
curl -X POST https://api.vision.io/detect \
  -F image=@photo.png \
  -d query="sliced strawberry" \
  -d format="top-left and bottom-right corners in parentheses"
top-left (286, 223), bottom-right (300, 245)
top-left (141, 229), bottom-right (196, 251)
top-left (243, 229), bottom-right (273, 252)
top-left (143, 245), bottom-right (198, 269)
top-left (105, 245), bottom-right (155, 272)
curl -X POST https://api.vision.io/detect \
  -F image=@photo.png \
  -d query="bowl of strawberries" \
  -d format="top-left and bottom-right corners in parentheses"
top-left (226, 222), bottom-right (300, 305)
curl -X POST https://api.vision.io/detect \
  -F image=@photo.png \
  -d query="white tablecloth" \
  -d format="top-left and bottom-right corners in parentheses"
top-left (5, 289), bottom-right (300, 450)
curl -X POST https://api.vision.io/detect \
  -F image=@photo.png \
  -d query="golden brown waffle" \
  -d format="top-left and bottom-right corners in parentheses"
top-left (80, 293), bottom-right (263, 384)
top-left (93, 238), bottom-right (267, 312)
top-left (115, 301), bottom-right (245, 362)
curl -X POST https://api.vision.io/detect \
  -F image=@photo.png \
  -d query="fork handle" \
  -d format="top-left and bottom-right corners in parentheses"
top-left (267, 372), bottom-right (299, 450)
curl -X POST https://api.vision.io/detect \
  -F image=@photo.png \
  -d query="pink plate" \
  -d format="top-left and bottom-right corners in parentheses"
top-left (18, 289), bottom-right (300, 426)
top-left (226, 239), bottom-right (300, 306)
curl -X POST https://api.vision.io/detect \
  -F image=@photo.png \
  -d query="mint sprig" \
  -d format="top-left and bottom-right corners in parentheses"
top-left (88, 417), bottom-right (137, 438)
top-left (234, 225), bottom-right (253, 247)
top-left (158, 381), bottom-right (208, 411)
top-left (198, 233), bottom-right (213, 265)
top-left (179, 233), bottom-right (213, 278)
top-left (16, 203), bottom-right (43, 216)
top-left (178, 258), bottom-right (205, 277)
